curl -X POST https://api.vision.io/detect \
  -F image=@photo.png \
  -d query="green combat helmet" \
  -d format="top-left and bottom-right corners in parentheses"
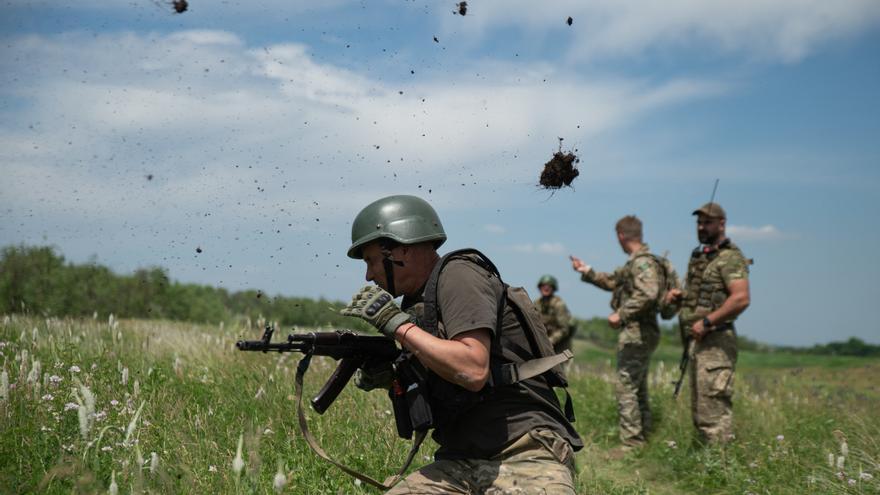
top-left (347, 195), bottom-right (447, 259)
top-left (537, 274), bottom-right (558, 291)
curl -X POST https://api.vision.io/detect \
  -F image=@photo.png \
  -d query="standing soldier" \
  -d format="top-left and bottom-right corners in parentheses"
top-left (534, 275), bottom-right (576, 356)
top-left (570, 215), bottom-right (667, 450)
top-left (665, 202), bottom-right (750, 443)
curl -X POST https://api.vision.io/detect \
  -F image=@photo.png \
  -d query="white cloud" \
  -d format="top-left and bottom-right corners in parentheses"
top-left (0, 30), bottom-right (726, 224)
top-left (442, 0), bottom-right (880, 63)
top-left (512, 242), bottom-right (567, 255)
top-left (727, 224), bottom-right (790, 241)
top-left (484, 224), bottom-right (506, 235)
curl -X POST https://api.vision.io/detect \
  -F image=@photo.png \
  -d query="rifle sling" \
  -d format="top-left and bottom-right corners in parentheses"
top-left (294, 353), bottom-right (427, 491)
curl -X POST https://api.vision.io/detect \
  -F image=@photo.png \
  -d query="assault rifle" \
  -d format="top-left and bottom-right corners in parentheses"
top-left (235, 326), bottom-right (400, 413)
top-left (672, 336), bottom-right (690, 398)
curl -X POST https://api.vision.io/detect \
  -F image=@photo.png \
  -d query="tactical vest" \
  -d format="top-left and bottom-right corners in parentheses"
top-left (611, 250), bottom-right (668, 315)
top-left (684, 239), bottom-right (745, 324)
top-left (399, 249), bottom-right (575, 430)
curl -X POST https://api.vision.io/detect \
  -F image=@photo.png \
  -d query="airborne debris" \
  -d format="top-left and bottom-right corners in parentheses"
top-left (539, 138), bottom-right (580, 189)
top-left (196, 247), bottom-right (202, 254)
top-left (145, 174), bottom-right (153, 181)
top-left (567, 16), bottom-right (573, 26)
top-left (172, 0), bottom-right (188, 13)
top-left (433, 36), bottom-right (439, 43)
top-left (456, 2), bottom-right (467, 16)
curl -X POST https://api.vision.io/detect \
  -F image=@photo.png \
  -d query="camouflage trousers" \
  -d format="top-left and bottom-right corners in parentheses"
top-left (386, 428), bottom-right (576, 494)
top-left (689, 328), bottom-right (737, 443)
top-left (616, 326), bottom-right (660, 446)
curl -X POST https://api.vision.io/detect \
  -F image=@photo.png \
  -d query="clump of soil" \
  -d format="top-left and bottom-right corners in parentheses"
top-left (456, 2), bottom-right (467, 16)
top-left (539, 148), bottom-right (580, 189)
top-left (172, 0), bottom-right (188, 13)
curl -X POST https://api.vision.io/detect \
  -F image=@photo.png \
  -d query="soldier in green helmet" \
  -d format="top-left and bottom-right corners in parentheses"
top-left (570, 215), bottom-right (673, 450)
top-left (664, 202), bottom-right (751, 443)
top-left (534, 275), bottom-right (576, 357)
top-left (341, 194), bottom-right (582, 494)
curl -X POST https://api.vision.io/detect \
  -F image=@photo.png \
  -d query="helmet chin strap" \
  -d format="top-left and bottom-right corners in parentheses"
top-left (380, 243), bottom-right (405, 296)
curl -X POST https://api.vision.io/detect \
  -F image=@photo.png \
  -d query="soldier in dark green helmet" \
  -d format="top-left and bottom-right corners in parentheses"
top-left (664, 202), bottom-right (751, 443)
top-left (534, 275), bottom-right (576, 356)
top-left (341, 195), bottom-right (582, 494)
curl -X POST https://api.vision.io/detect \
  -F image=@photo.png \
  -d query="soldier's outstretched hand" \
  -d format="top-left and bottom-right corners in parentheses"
top-left (664, 288), bottom-right (683, 305)
top-left (569, 255), bottom-right (591, 275)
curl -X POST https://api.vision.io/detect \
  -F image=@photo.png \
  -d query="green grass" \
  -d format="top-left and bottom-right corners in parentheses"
top-left (1, 316), bottom-right (878, 494)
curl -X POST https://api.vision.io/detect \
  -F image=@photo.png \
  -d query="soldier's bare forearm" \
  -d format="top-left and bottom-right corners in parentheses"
top-left (706, 280), bottom-right (750, 325)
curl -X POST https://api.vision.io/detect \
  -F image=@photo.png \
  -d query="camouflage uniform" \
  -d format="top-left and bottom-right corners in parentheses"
top-left (388, 428), bottom-right (576, 494)
top-left (679, 239), bottom-right (749, 442)
top-left (534, 295), bottom-right (575, 355)
top-left (581, 245), bottom-right (663, 446)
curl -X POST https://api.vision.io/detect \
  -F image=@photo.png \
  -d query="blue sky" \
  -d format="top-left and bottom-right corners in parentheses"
top-left (1, 0), bottom-right (878, 346)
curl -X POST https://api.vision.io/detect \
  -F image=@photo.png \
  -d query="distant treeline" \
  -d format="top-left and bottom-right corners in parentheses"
top-left (0, 245), bottom-right (370, 331)
top-left (2, 245), bottom-right (877, 356)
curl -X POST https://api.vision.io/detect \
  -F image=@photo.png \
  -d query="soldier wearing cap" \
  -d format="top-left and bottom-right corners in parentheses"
top-left (534, 275), bottom-right (576, 356)
top-left (570, 215), bottom-right (667, 449)
top-left (665, 202), bottom-right (751, 443)
top-left (341, 195), bottom-right (582, 493)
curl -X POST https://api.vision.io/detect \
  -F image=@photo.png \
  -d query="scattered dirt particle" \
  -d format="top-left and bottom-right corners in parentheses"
top-left (172, 0), bottom-right (188, 13)
top-left (196, 247), bottom-right (202, 253)
top-left (456, 2), bottom-right (467, 16)
top-left (567, 16), bottom-right (573, 26)
top-left (433, 36), bottom-right (439, 43)
top-left (146, 174), bottom-right (153, 181)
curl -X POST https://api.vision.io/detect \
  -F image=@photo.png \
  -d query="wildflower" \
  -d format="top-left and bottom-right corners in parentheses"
top-left (354, 479), bottom-right (362, 487)
top-left (840, 440), bottom-right (849, 457)
top-left (666, 440), bottom-right (677, 449)
top-left (101, 446), bottom-right (113, 452)
top-left (828, 453), bottom-right (835, 467)
top-left (91, 363), bottom-right (97, 370)
top-left (48, 375), bottom-right (63, 385)
top-left (95, 411), bottom-right (107, 422)
top-left (860, 472), bottom-right (874, 481)
top-left (1, 370), bottom-right (8, 401)
top-left (133, 380), bottom-right (140, 397)
top-left (150, 452), bottom-right (159, 474)
top-left (254, 386), bottom-right (265, 399)
top-left (749, 461), bottom-right (758, 469)
top-left (121, 368), bottom-right (129, 386)
top-left (263, 428), bottom-right (274, 435)
top-left (41, 426), bottom-right (52, 432)
top-left (232, 434), bottom-right (245, 475)
top-left (69, 365), bottom-right (81, 373)
top-left (64, 402), bottom-right (79, 411)
top-left (837, 455), bottom-right (845, 470)
top-left (776, 434), bottom-right (784, 442)
top-left (209, 465), bottom-right (217, 473)
top-left (273, 460), bottom-right (287, 493)
top-left (42, 393), bottom-right (54, 401)
top-left (848, 479), bottom-right (857, 487)
top-left (109, 470), bottom-right (118, 495)
top-left (110, 399), bottom-right (120, 407)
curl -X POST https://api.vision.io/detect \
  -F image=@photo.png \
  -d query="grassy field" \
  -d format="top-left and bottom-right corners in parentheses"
top-left (1, 315), bottom-right (878, 494)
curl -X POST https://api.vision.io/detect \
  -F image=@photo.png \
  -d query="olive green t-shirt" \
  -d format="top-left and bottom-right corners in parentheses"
top-left (427, 257), bottom-right (583, 460)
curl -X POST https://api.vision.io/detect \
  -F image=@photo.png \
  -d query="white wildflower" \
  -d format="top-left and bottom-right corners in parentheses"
top-left (133, 380), bottom-right (140, 397)
top-left (209, 465), bottom-right (217, 473)
top-left (136, 445), bottom-right (145, 469)
top-left (94, 410), bottom-right (107, 422)
top-left (1, 370), bottom-right (8, 401)
top-left (828, 453), bottom-right (835, 467)
top-left (69, 365), bottom-right (81, 374)
top-left (273, 460), bottom-right (287, 493)
top-left (41, 426), bottom-right (52, 432)
top-left (665, 440), bottom-right (677, 449)
top-left (49, 375), bottom-right (62, 385)
top-left (101, 446), bottom-right (113, 452)
top-left (254, 386), bottom-right (265, 400)
top-left (354, 479), bottom-right (362, 487)
top-left (121, 367), bottom-right (129, 386)
top-left (860, 472), bottom-right (873, 481)
top-left (42, 393), bottom-right (54, 401)
top-left (848, 479), bottom-right (857, 487)
top-left (837, 455), bottom-right (845, 470)
top-left (232, 434), bottom-right (245, 475)
top-left (108, 470), bottom-right (118, 495)
top-left (91, 363), bottom-right (97, 370)
top-left (150, 452), bottom-right (159, 474)
top-left (28, 361), bottom-right (42, 385)
top-left (93, 311), bottom-right (98, 320)
top-left (110, 399), bottom-right (120, 407)
top-left (841, 440), bottom-right (849, 457)
top-left (776, 435), bottom-right (784, 442)
top-left (64, 402), bottom-right (79, 411)
top-left (263, 428), bottom-right (274, 435)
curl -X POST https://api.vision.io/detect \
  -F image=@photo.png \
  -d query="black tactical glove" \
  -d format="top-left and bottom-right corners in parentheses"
top-left (341, 284), bottom-right (411, 338)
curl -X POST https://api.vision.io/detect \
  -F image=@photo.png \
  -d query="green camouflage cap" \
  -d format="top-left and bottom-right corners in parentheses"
top-left (537, 274), bottom-right (558, 291)
top-left (692, 202), bottom-right (726, 219)
top-left (347, 195), bottom-right (446, 259)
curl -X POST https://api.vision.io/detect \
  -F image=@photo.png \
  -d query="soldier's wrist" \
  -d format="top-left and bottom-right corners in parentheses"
top-left (383, 312), bottom-right (412, 337)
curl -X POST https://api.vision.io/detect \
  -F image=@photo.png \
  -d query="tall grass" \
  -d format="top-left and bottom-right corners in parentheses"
top-left (1, 315), bottom-right (877, 494)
